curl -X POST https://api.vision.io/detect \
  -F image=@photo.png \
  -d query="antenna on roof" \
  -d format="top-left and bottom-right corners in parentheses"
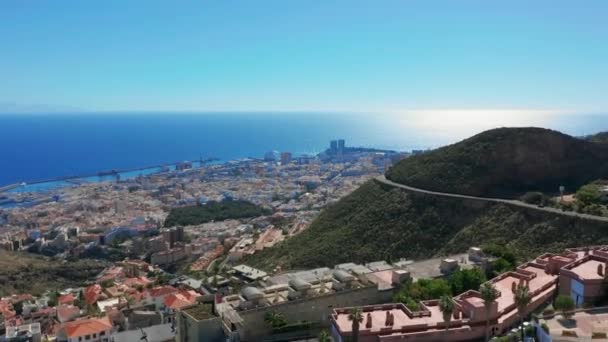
top-left (140, 328), bottom-right (148, 342)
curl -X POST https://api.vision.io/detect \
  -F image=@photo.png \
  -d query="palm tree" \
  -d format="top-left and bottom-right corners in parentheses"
top-left (318, 330), bottom-right (332, 342)
top-left (514, 282), bottom-right (531, 342)
top-left (480, 282), bottom-right (498, 342)
top-left (439, 295), bottom-right (455, 332)
top-left (347, 308), bottom-right (364, 342)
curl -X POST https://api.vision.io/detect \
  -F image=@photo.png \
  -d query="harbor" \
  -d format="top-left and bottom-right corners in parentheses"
top-left (0, 157), bottom-right (219, 195)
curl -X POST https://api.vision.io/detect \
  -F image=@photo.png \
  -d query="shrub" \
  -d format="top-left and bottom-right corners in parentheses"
top-left (562, 330), bottom-right (578, 337)
top-left (448, 268), bottom-right (486, 295)
top-left (404, 297), bottom-right (420, 311)
top-left (542, 305), bottom-right (555, 317)
top-left (554, 295), bottom-right (575, 318)
top-left (577, 184), bottom-right (602, 205)
top-left (521, 192), bottom-right (544, 205)
top-left (593, 332), bottom-right (607, 339)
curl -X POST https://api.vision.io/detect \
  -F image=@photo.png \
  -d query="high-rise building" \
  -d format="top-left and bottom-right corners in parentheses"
top-left (280, 152), bottom-right (292, 165)
top-left (337, 139), bottom-right (345, 156)
top-left (330, 140), bottom-right (338, 154)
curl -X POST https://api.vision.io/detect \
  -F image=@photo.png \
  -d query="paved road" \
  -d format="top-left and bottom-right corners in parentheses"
top-left (375, 175), bottom-right (608, 223)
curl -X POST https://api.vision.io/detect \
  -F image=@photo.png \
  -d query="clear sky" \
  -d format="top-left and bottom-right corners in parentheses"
top-left (1, 0), bottom-right (607, 113)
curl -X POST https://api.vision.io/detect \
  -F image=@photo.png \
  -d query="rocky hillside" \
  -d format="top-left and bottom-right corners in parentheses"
top-left (386, 127), bottom-right (608, 197)
top-left (246, 180), bottom-right (608, 271)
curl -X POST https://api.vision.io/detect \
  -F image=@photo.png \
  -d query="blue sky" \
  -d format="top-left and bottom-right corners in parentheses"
top-left (1, 0), bottom-right (607, 113)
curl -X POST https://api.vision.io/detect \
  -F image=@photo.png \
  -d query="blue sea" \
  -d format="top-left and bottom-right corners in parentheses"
top-left (1, 111), bottom-right (607, 188)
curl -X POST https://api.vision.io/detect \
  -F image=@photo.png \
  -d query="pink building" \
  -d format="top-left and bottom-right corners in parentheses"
top-left (331, 246), bottom-right (608, 342)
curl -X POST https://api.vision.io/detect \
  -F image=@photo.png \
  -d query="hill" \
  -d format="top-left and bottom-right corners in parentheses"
top-left (164, 200), bottom-right (272, 227)
top-left (586, 132), bottom-right (608, 144)
top-left (0, 251), bottom-right (106, 296)
top-left (246, 180), bottom-right (608, 271)
top-left (386, 127), bottom-right (608, 197)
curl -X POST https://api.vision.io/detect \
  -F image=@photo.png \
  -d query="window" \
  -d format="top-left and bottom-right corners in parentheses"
top-left (93, 333), bottom-right (96, 338)
top-left (100, 331), bottom-right (106, 336)
top-left (85, 335), bottom-right (91, 340)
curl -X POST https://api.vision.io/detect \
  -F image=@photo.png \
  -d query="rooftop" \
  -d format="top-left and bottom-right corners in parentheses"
top-left (568, 258), bottom-right (606, 281)
top-left (183, 303), bottom-right (215, 321)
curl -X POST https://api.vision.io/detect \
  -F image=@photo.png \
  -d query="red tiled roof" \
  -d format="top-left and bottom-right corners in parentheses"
top-left (148, 285), bottom-right (178, 298)
top-left (57, 305), bottom-right (81, 322)
top-left (84, 284), bottom-right (103, 305)
top-left (62, 317), bottom-right (112, 338)
top-left (123, 276), bottom-right (152, 288)
top-left (58, 294), bottom-right (76, 305)
top-left (163, 290), bottom-right (201, 310)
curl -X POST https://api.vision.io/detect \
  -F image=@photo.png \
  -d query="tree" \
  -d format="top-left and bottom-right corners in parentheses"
top-left (514, 282), bottom-right (531, 341)
top-left (439, 295), bottom-right (455, 331)
top-left (264, 311), bottom-right (287, 330)
top-left (554, 295), bottom-right (575, 319)
top-left (576, 184), bottom-right (602, 205)
top-left (47, 290), bottom-right (60, 307)
top-left (347, 308), bottom-right (363, 342)
top-left (13, 301), bottom-right (24, 316)
top-left (448, 268), bottom-right (486, 295)
top-left (318, 330), bottom-right (332, 342)
top-left (480, 282), bottom-right (498, 342)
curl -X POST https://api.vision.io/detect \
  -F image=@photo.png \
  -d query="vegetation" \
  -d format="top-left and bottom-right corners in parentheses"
top-left (393, 278), bottom-right (451, 307)
top-left (554, 295), bottom-right (575, 319)
top-left (347, 308), bottom-right (363, 342)
top-left (576, 184), bottom-right (603, 205)
top-left (514, 283), bottom-right (532, 341)
top-left (0, 251), bottom-right (106, 296)
top-left (586, 132), bottom-right (608, 144)
top-left (482, 244), bottom-right (518, 277)
top-left (247, 179), bottom-right (608, 271)
top-left (318, 330), bottom-right (331, 342)
top-left (264, 311), bottom-right (287, 329)
top-left (480, 282), bottom-right (499, 342)
top-left (386, 127), bottom-right (608, 197)
top-left (439, 295), bottom-right (455, 331)
top-left (164, 199), bottom-right (271, 227)
top-left (447, 268), bottom-right (486, 295)
top-left (183, 304), bottom-right (215, 320)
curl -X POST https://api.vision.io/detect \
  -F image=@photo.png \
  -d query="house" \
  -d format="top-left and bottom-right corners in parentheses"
top-left (58, 294), bottom-right (76, 306)
top-left (84, 284), bottom-right (104, 305)
top-left (163, 290), bottom-right (202, 311)
top-left (57, 305), bottom-right (81, 323)
top-left (56, 316), bottom-right (113, 342)
top-left (5, 322), bottom-right (41, 342)
top-left (144, 286), bottom-right (179, 310)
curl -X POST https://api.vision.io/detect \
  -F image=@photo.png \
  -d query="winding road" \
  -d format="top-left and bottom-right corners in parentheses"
top-left (375, 175), bottom-right (608, 223)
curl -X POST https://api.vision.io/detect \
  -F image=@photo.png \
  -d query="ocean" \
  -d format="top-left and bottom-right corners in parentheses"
top-left (1, 111), bottom-right (607, 187)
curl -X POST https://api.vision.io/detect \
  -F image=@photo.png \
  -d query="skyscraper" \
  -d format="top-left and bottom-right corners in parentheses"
top-left (330, 140), bottom-right (338, 155)
top-left (337, 139), bottom-right (345, 156)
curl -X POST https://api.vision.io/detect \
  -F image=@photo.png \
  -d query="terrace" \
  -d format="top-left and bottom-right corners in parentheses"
top-left (182, 303), bottom-right (215, 321)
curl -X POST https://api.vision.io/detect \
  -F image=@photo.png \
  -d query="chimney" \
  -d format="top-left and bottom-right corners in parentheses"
top-left (366, 313), bottom-right (372, 329)
top-left (385, 311), bottom-right (391, 326)
top-left (598, 264), bottom-right (604, 277)
top-left (511, 281), bottom-right (517, 294)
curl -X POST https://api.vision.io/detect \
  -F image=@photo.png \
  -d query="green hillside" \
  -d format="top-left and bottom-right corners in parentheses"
top-left (246, 180), bottom-right (608, 271)
top-left (386, 127), bottom-right (608, 197)
top-left (164, 200), bottom-right (271, 227)
top-left (0, 251), bottom-right (106, 296)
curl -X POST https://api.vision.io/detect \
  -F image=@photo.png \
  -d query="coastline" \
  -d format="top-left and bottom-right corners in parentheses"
top-left (0, 158), bottom-right (220, 194)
